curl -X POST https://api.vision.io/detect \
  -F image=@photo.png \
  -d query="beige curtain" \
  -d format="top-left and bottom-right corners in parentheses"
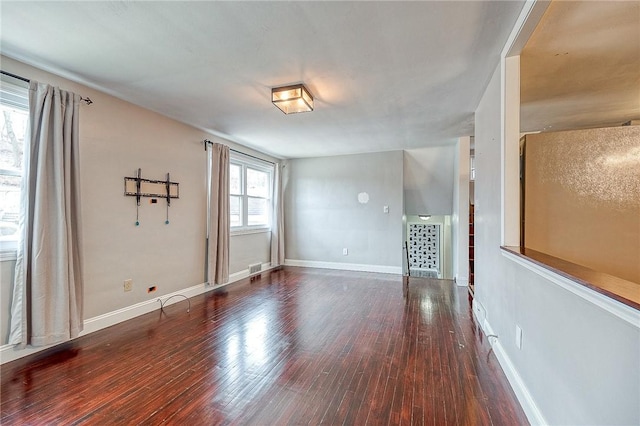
top-left (270, 163), bottom-right (284, 266)
top-left (206, 142), bottom-right (229, 285)
top-left (9, 81), bottom-right (84, 347)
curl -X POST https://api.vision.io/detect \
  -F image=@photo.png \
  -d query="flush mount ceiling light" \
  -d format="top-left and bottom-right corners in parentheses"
top-left (271, 84), bottom-right (313, 114)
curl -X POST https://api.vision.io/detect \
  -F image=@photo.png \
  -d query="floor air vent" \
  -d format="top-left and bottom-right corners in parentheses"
top-left (249, 263), bottom-right (262, 274)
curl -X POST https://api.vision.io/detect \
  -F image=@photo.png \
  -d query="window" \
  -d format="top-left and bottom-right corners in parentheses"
top-left (0, 80), bottom-right (28, 259)
top-left (230, 154), bottom-right (273, 232)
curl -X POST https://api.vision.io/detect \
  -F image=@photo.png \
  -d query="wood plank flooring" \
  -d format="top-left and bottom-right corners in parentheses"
top-left (1, 267), bottom-right (528, 425)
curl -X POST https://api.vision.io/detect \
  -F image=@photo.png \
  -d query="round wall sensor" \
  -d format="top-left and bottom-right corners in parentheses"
top-left (357, 192), bottom-right (369, 204)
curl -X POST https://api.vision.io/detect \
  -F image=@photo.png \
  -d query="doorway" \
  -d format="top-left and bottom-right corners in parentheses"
top-left (407, 222), bottom-right (441, 278)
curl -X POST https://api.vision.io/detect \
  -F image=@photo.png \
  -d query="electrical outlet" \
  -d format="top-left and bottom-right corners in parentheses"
top-left (343, 248), bottom-right (348, 255)
top-left (515, 325), bottom-right (523, 349)
top-left (124, 279), bottom-right (133, 292)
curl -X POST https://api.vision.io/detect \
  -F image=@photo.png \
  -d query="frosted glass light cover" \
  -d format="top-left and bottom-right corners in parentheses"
top-left (271, 84), bottom-right (314, 114)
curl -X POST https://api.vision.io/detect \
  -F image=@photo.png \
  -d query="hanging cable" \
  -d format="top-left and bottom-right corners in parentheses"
top-left (165, 172), bottom-right (171, 225)
top-left (158, 294), bottom-right (191, 313)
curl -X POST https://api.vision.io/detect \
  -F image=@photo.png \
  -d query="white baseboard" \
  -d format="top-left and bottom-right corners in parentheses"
top-left (455, 275), bottom-right (469, 286)
top-left (480, 319), bottom-right (547, 426)
top-left (228, 262), bottom-right (273, 282)
top-left (284, 259), bottom-right (402, 275)
top-left (82, 282), bottom-right (208, 336)
top-left (0, 262), bottom-right (276, 365)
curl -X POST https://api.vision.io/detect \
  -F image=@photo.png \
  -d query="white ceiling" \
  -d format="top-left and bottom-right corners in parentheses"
top-left (0, 1), bottom-right (526, 159)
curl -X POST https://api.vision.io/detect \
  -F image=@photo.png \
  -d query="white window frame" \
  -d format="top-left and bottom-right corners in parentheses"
top-left (0, 78), bottom-right (29, 261)
top-left (230, 153), bottom-right (273, 235)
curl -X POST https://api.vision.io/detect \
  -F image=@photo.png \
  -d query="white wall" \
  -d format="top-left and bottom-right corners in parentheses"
top-left (0, 56), bottom-right (275, 351)
top-left (402, 145), bottom-right (457, 280)
top-left (474, 62), bottom-right (640, 425)
top-left (230, 232), bottom-right (271, 273)
top-left (452, 136), bottom-right (470, 286)
top-left (284, 151), bottom-right (403, 272)
top-left (403, 146), bottom-right (455, 216)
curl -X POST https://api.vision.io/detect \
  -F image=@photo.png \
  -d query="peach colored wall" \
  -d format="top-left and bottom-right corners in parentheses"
top-left (524, 126), bottom-right (640, 283)
top-left (0, 55), bottom-right (275, 328)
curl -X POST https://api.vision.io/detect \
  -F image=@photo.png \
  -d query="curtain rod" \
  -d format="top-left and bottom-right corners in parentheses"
top-left (1, 70), bottom-right (29, 83)
top-left (203, 139), bottom-right (275, 165)
top-left (1, 70), bottom-right (94, 105)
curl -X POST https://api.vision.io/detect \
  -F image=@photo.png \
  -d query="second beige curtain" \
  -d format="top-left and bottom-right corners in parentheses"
top-left (206, 142), bottom-right (229, 285)
top-left (270, 163), bottom-right (284, 266)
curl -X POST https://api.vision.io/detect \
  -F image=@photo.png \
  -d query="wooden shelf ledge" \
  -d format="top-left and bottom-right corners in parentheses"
top-left (501, 246), bottom-right (640, 311)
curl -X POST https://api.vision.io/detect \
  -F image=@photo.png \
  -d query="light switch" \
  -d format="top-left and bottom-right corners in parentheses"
top-left (383, 205), bottom-right (389, 213)
top-left (515, 325), bottom-right (523, 349)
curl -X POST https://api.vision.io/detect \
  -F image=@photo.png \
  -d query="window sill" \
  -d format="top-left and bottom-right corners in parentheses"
top-left (231, 227), bottom-right (271, 237)
top-left (0, 250), bottom-right (17, 262)
top-left (501, 246), bottom-right (639, 327)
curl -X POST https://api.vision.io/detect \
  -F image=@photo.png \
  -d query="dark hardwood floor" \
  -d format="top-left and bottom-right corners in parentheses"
top-left (1, 267), bottom-right (528, 425)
